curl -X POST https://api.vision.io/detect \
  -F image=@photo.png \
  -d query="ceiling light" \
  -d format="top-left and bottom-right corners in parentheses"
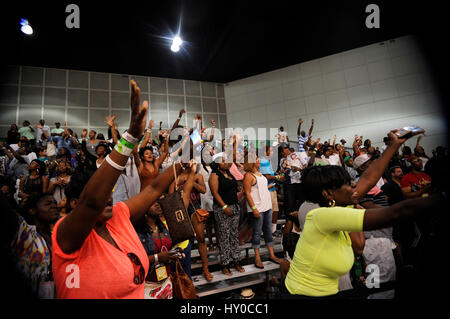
top-left (20, 18), bottom-right (33, 35)
top-left (173, 35), bottom-right (182, 46)
top-left (170, 35), bottom-right (182, 52)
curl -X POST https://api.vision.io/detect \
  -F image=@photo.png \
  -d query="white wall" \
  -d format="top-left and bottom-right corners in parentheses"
top-left (224, 35), bottom-right (448, 155)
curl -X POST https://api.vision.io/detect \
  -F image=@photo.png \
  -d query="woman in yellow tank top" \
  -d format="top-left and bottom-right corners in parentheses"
top-left (282, 130), bottom-right (446, 298)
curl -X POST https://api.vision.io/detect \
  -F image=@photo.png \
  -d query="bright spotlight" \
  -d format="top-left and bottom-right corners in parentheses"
top-left (173, 35), bottom-right (182, 46)
top-left (170, 35), bottom-right (183, 52)
top-left (20, 18), bottom-right (33, 35)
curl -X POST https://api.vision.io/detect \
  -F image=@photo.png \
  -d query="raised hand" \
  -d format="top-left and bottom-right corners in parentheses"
top-left (179, 109), bottom-right (186, 118)
top-left (128, 80), bottom-right (148, 139)
top-left (311, 119), bottom-right (315, 124)
top-left (105, 114), bottom-right (116, 127)
top-left (81, 129), bottom-right (88, 139)
top-left (298, 118), bottom-right (303, 124)
top-left (149, 119), bottom-right (154, 129)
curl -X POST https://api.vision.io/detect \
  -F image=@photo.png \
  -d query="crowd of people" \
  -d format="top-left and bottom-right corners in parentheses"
top-left (1, 80), bottom-right (448, 299)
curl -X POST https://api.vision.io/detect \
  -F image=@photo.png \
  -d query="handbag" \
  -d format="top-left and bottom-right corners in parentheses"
top-left (157, 164), bottom-right (196, 245)
top-left (170, 259), bottom-right (198, 299)
top-left (193, 208), bottom-right (210, 223)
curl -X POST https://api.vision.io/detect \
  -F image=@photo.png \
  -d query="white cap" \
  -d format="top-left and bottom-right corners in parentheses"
top-left (353, 153), bottom-right (370, 169)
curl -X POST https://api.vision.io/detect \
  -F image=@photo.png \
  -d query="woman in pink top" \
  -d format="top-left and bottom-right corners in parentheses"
top-left (52, 81), bottom-right (183, 299)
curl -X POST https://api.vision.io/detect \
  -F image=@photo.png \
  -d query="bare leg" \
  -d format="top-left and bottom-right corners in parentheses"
top-left (272, 210), bottom-right (279, 233)
top-left (205, 213), bottom-right (214, 251)
top-left (192, 214), bottom-right (213, 281)
top-left (280, 260), bottom-right (290, 280)
top-left (268, 245), bottom-right (282, 264)
top-left (254, 248), bottom-right (264, 268)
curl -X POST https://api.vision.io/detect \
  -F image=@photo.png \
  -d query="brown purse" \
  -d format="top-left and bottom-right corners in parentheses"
top-left (157, 164), bottom-right (196, 246)
top-left (193, 208), bottom-right (210, 223)
top-left (170, 259), bottom-right (198, 299)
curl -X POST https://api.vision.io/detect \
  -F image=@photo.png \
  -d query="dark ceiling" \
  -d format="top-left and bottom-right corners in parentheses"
top-left (1, 0), bottom-right (447, 83)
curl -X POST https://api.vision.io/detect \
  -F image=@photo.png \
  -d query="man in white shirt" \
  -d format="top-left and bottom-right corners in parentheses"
top-left (281, 146), bottom-right (307, 216)
top-left (277, 126), bottom-right (289, 147)
top-left (321, 145), bottom-right (342, 166)
top-left (35, 119), bottom-right (51, 147)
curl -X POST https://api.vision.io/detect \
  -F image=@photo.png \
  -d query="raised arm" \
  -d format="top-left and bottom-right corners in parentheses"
top-left (105, 114), bottom-right (119, 145)
top-left (140, 120), bottom-right (154, 150)
top-left (56, 80), bottom-right (148, 254)
top-left (308, 119), bottom-right (314, 136)
top-left (171, 109), bottom-right (186, 131)
top-left (353, 131), bottom-right (407, 202)
top-left (154, 135), bottom-right (169, 168)
top-left (297, 119), bottom-right (303, 137)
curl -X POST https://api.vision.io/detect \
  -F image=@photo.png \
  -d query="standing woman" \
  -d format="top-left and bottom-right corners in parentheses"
top-left (51, 80), bottom-right (183, 299)
top-left (48, 160), bottom-right (72, 205)
top-left (281, 130), bottom-right (446, 298)
top-left (84, 130), bottom-right (100, 158)
top-left (136, 137), bottom-right (169, 191)
top-left (199, 154), bottom-right (219, 252)
top-left (18, 160), bottom-right (48, 204)
top-left (243, 155), bottom-right (282, 269)
top-left (4, 192), bottom-right (60, 298)
top-left (209, 153), bottom-right (245, 276)
top-left (169, 161), bottom-right (210, 281)
top-left (94, 143), bottom-right (110, 169)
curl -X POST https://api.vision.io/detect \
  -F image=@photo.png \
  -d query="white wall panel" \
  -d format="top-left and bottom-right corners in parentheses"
top-left (222, 35), bottom-right (447, 154)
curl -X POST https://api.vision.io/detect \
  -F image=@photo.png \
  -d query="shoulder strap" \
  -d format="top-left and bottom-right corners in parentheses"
top-left (173, 162), bottom-right (179, 191)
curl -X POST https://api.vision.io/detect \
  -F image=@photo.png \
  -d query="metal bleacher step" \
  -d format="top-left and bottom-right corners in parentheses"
top-left (191, 236), bottom-right (282, 258)
top-left (191, 243), bottom-right (283, 270)
top-left (192, 260), bottom-right (280, 297)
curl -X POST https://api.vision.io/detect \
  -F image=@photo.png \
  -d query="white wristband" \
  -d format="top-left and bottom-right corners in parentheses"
top-left (114, 141), bottom-right (134, 157)
top-left (122, 131), bottom-right (139, 145)
top-left (105, 155), bottom-right (126, 171)
top-left (154, 253), bottom-right (158, 264)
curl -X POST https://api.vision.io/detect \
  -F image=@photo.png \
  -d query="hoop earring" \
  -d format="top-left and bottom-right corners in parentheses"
top-left (329, 199), bottom-right (335, 207)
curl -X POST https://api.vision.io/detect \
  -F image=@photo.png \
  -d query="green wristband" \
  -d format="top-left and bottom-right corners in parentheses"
top-left (119, 137), bottom-right (135, 150)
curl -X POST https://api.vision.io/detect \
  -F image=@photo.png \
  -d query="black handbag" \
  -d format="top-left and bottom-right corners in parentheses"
top-left (157, 164), bottom-right (196, 245)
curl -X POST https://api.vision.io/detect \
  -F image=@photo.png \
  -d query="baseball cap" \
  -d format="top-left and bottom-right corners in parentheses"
top-left (353, 153), bottom-right (370, 169)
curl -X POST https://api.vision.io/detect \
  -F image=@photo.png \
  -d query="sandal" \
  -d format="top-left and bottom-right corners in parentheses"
top-left (254, 262), bottom-right (264, 269)
top-left (269, 256), bottom-right (282, 264)
top-left (222, 267), bottom-right (232, 276)
top-left (203, 270), bottom-right (214, 281)
top-left (234, 263), bottom-right (245, 273)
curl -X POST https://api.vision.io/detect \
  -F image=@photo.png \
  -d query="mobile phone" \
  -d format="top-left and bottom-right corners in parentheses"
top-left (190, 129), bottom-right (202, 145)
top-left (395, 126), bottom-right (425, 139)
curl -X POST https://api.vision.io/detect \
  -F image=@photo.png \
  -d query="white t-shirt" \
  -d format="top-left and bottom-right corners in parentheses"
top-left (322, 153), bottom-right (341, 166)
top-left (286, 152), bottom-right (307, 184)
top-left (277, 131), bottom-right (288, 144)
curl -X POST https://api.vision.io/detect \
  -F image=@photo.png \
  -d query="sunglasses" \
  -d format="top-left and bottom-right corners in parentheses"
top-left (127, 252), bottom-right (145, 285)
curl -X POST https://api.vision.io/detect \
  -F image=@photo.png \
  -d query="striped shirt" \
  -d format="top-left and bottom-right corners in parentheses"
top-left (359, 185), bottom-right (393, 239)
top-left (298, 134), bottom-right (309, 152)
